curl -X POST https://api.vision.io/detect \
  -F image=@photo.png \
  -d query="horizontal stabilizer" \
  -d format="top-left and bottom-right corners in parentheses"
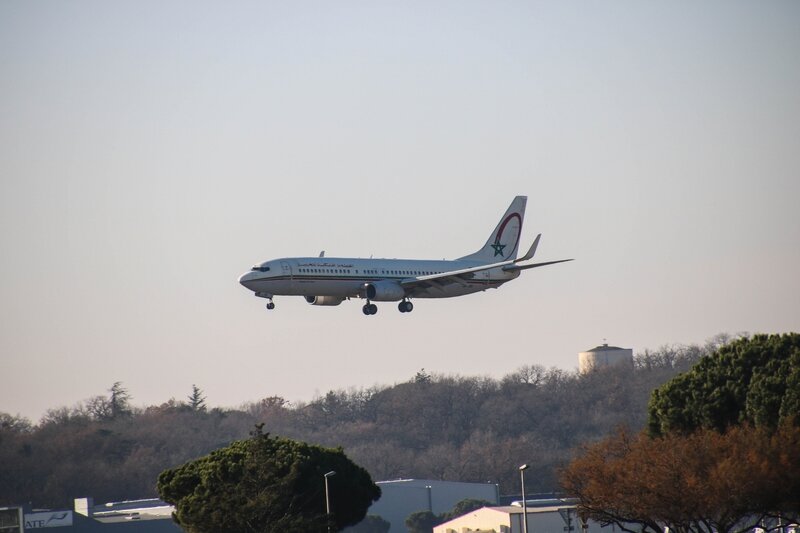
top-left (503, 259), bottom-right (574, 272)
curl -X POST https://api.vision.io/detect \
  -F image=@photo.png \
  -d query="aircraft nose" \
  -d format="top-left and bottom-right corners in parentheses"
top-left (239, 271), bottom-right (257, 289)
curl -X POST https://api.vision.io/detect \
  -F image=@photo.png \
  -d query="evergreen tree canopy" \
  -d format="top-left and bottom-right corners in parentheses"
top-left (440, 499), bottom-right (494, 522)
top-left (647, 333), bottom-right (800, 435)
top-left (343, 515), bottom-right (391, 533)
top-left (405, 510), bottom-right (442, 533)
top-left (404, 498), bottom-right (495, 533)
top-left (157, 427), bottom-right (381, 533)
top-left (187, 384), bottom-right (206, 412)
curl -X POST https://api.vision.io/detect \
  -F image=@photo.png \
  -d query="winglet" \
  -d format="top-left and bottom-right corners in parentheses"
top-left (515, 234), bottom-right (541, 263)
top-left (319, 251), bottom-right (325, 258)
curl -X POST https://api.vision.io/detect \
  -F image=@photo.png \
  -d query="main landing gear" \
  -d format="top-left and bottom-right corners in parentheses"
top-left (398, 300), bottom-right (414, 313)
top-left (362, 300), bottom-right (414, 316)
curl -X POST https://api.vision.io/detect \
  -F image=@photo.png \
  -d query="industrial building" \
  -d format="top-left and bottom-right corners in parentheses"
top-left (433, 500), bottom-right (636, 533)
top-left (367, 479), bottom-right (499, 533)
top-left (433, 503), bottom-right (799, 533)
top-left (0, 498), bottom-right (180, 532)
top-left (5, 480), bottom-right (497, 533)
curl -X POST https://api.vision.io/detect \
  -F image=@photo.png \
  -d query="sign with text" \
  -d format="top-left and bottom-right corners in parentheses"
top-left (23, 512), bottom-right (73, 529)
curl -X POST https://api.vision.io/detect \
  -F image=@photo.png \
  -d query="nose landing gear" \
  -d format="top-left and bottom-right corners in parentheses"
top-left (362, 302), bottom-right (378, 315)
top-left (257, 293), bottom-right (275, 310)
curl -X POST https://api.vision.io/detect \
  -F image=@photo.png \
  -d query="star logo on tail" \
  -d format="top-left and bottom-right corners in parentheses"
top-left (491, 242), bottom-right (506, 257)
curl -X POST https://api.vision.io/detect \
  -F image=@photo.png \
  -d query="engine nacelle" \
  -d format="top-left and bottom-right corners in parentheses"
top-left (305, 296), bottom-right (345, 306)
top-left (364, 281), bottom-right (406, 301)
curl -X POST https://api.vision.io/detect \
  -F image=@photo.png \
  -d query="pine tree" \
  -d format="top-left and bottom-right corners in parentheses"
top-left (188, 384), bottom-right (207, 412)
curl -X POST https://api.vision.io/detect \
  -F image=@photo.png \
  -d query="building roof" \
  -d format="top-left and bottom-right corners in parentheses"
top-left (78, 497), bottom-right (175, 523)
top-left (92, 505), bottom-right (174, 523)
top-left (486, 505), bottom-right (574, 514)
top-left (585, 343), bottom-right (627, 352)
top-left (376, 478), bottom-right (494, 488)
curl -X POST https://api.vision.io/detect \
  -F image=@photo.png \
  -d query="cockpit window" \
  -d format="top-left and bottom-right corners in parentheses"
top-left (251, 265), bottom-right (270, 272)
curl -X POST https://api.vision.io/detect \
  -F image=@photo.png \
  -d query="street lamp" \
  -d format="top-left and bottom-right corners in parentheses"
top-left (519, 464), bottom-right (529, 533)
top-left (324, 471), bottom-right (336, 533)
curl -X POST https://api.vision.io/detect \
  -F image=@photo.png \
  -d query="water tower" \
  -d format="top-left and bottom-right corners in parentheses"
top-left (579, 343), bottom-right (633, 373)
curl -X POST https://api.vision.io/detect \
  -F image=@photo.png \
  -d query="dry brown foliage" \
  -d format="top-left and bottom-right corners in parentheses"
top-left (560, 423), bottom-right (800, 533)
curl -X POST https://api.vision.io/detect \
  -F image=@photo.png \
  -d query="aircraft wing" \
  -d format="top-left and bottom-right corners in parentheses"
top-left (400, 259), bottom-right (512, 286)
top-left (399, 234), bottom-right (572, 293)
top-left (399, 234), bottom-right (542, 287)
top-left (397, 259), bottom-right (511, 295)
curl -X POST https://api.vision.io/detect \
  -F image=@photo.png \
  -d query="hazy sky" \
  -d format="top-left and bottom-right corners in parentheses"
top-left (2, 1), bottom-right (798, 422)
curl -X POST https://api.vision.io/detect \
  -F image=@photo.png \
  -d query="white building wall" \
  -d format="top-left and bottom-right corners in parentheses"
top-left (579, 345), bottom-right (633, 373)
top-left (434, 507), bottom-right (511, 533)
top-left (434, 506), bottom-right (611, 533)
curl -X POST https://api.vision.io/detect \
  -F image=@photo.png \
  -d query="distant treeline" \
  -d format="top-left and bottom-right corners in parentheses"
top-left (0, 335), bottom-right (733, 508)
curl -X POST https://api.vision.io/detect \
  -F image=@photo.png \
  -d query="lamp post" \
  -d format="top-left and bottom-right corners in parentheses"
top-left (324, 471), bottom-right (336, 533)
top-left (519, 464), bottom-right (529, 533)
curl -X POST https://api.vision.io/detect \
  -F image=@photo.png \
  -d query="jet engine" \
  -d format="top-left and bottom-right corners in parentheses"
top-left (304, 296), bottom-right (345, 306)
top-left (364, 280), bottom-right (406, 301)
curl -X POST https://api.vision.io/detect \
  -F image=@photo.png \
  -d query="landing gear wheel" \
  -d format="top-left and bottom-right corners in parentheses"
top-left (266, 302), bottom-right (275, 310)
top-left (398, 300), bottom-right (414, 313)
top-left (362, 302), bottom-right (378, 316)
top-left (362, 304), bottom-right (371, 315)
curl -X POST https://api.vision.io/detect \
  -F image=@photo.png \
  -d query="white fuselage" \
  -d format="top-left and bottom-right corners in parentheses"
top-left (238, 196), bottom-right (571, 314)
top-left (238, 256), bottom-right (520, 300)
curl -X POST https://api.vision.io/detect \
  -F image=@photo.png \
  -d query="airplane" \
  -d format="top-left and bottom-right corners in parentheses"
top-left (238, 195), bottom-right (572, 315)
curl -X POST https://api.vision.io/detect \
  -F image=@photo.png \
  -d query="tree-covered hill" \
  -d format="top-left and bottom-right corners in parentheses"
top-left (0, 336), bottom-right (730, 507)
top-left (562, 333), bottom-right (800, 533)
